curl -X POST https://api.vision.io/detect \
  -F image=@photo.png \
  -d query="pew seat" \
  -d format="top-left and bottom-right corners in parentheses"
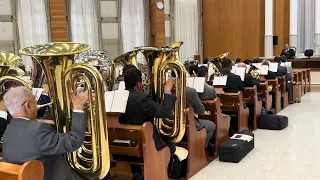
top-left (200, 98), bottom-right (230, 154)
top-left (108, 121), bottom-right (171, 180)
top-left (267, 79), bottom-right (281, 113)
top-left (217, 91), bottom-right (249, 132)
top-left (0, 160), bottom-right (44, 180)
top-left (277, 75), bottom-right (289, 109)
top-left (243, 86), bottom-right (262, 130)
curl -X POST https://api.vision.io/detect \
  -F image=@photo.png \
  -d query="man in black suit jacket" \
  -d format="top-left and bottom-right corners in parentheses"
top-left (119, 67), bottom-right (177, 180)
top-left (237, 63), bottom-right (260, 88)
top-left (2, 86), bottom-right (88, 180)
top-left (221, 58), bottom-right (245, 93)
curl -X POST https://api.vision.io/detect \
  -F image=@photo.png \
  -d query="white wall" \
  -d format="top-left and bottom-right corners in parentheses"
top-left (0, 0), bottom-right (15, 53)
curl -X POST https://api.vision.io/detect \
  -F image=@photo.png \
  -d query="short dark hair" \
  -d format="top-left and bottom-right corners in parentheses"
top-left (203, 58), bottom-right (209, 64)
top-left (235, 58), bottom-right (241, 63)
top-left (252, 57), bottom-right (261, 63)
top-left (188, 64), bottom-right (198, 75)
top-left (221, 58), bottom-right (233, 69)
top-left (274, 56), bottom-right (282, 63)
top-left (280, 55), bottom-right (287, 62)
top-left (243, 60), bottom-right (251, 65)
top-left (197, 66), bottom-right (208, 77)
top-left (123, 64), bottom-right (136, 74)
top-left (124, 67), bottom-right (142, 89)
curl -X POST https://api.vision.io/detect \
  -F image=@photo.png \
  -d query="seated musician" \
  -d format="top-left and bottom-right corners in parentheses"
top-left (235, 58), bottom-right (241, 64)
top-left (221, 58), bottom-right (245, 93)
top-left (119, 67), bottom-right (178, 180)
top-left (243, 60), bottom-right (251, 65)
top-left (261, 60), bottom-right (277, 79)
top-left (237, 63), bottom-right (260, 88)
top-left (281, 55), bottom-right (294, 81)
top-left (2, 86), bottom-right (88, 180)
top-left (274, 56), bottom-right (288, 77)
top-left (252, 57), bottom-right (262, 63)
top-left (197, 66), bottom-right (217, 100)
top-left (112, 64), bottom-right (136, 90)
top-left (188, 63), bottom-right (198, 77)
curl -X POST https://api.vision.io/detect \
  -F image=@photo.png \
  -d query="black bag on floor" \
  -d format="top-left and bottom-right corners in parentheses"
top-left (219, 130), bottom-right (254, 163)
top-left (167, 155), bottom-right (187, 179)
top-left (258, 114), bottom-right (288, 130)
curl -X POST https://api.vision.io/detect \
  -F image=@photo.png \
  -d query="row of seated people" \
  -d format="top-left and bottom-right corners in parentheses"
top-left (0, 58), bottom-right (294, 180)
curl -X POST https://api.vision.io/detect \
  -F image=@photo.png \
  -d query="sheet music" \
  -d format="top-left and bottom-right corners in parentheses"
top-left (235, 67), bottom-right (246, 81)
top-left (105, 90), bottom-right (130, 113)
top-left (260, 65), bottom-right (269, 75)
top-left (118, 81), bottom-right (125, 90)
top-left (252, 63), bottom-right (262, 69)
top-left (186, 77), bottom-right (205, 92)
top-left (269, 63), bottom-right (278, 72)
top-left (212, 76), bottom-right (227, 86)
top-left (281, 62), bottom-right (292, 67)
top-left (231, 66), bottom-right (236, 74)
top-left (32, 88), bottom-right (44, 101)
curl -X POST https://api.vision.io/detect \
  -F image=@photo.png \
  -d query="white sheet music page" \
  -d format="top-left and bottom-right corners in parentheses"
top-left (235, 67), bottom-right (246, 81)
top-left (105, 91), bottom-right (115, 112)
top-left (219, 76), bottom-right (227, 85)
top-left (207, 67), bottom-right (215, 81)
top-left (269, 63), bottom-right (278, 72)
top-left (246, 65), bottom-right (250, 73)
top-left (286, 62), bottom-right (292, 67)
top-left (32, 88), bottom-right (44, 101)
top-left (231, 66), bottom-right (236, 74)
top-left (118, 81), bottom-right (125, 90)
top-left (186, 77), bottom-right (195, 87)
top-left (111, 90), bottom-right (130, 113)
top-left (260, 65), bottom-right (269, 75)
top-left (193, 77), bottom-right (206, 93)
top-left (212, 77), bottom-right (220, 85)
top-left (252, 63), bottom-right (262, 69)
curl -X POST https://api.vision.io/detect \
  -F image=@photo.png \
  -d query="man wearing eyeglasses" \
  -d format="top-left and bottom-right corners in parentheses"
top-left (1, 86), bottom-right (88, 180)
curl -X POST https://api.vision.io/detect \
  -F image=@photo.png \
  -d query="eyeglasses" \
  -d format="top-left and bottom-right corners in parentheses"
top-left (21, 100), bottom-right (27, 107)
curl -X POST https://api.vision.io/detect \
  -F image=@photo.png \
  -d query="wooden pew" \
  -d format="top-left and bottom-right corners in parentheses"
top-left (267, 79), bottom-right (281, 113)
top-left (185, 107), bottom-right (208, 179)
top-left (217, 92), bottom-right (249, 132)
top-left (293, 70), bottom-right (304, 95)
top-left (277, 75), bottom-right (289, 109)
top-left (243, 86), bottom-right (262, 130)
top-left (0, 160), bottom-right (44, 180)
top-left (108, 121), bottom-right (171, 180)
top-left (294, 68), bottom-right (310, 93)
top-left (257, 81), bottom-right (272, 112)
top-left (200, 98), bottom-right (230, 155)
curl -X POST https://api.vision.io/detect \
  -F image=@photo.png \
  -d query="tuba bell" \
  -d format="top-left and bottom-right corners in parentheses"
top-left (20, 42), bottom-right (110, 179)
top-left (247, 64), bottom-right (260, 79)
top-left (207, 52), bottom-right (230, 77)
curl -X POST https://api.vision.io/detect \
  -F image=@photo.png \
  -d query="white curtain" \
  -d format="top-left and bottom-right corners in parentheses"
top-left (121, 0), bottom-right (146, 53)
top-left (174, 0), bottom-right (199, 62)
top-left (17, 0), bottom-right (49, 71)
top-left (70, 0), bottom-right (100, 50)
top-left (297, 0), bottom-right (315, 54)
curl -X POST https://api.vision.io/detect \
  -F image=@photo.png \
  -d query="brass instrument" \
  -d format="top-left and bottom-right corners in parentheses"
top-left (247, 64), bottom-right (260, 79)
top-left (20, 42), bottom-right (110, 179)
top-left (139, 42), bottom-right (186, 143)
top-left (208, 52), bottom-right (230, 77)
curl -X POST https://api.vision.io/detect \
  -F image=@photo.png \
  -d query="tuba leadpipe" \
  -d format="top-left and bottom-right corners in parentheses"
top-left (20, 42), bottom-right (110, 179)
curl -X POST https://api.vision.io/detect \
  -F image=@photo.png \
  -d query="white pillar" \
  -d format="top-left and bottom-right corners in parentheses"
top-left (289, 0), bottom-right (298, 48)
top-left (315, 0), bottom-right (320, 55)
top-left (264, 0), bottom-right (273, 57)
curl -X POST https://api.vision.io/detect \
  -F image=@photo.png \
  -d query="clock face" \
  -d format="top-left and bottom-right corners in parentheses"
top-left (157, 2), bottom-right (164, 10)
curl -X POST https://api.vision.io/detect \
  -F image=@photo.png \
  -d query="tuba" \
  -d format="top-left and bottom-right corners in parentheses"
top-left (247, 64), bottom-right (260, 79)
top-left (208, 52), bottom-right (230, 77)
top-left (20, 42), bottom-right (110, 179)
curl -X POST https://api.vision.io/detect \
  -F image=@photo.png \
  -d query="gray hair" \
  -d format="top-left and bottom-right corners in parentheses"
top-left (3, 86), bottom-right (33, 114)
top-left (261, 59), bottom-right (270, 66)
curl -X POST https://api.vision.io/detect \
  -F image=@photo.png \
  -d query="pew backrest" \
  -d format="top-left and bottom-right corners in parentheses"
top-left (0, 160), bottom-right (44, 180)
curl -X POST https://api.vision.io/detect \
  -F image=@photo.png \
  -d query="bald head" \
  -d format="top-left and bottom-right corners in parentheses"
top-left (237, 63), bottom-right (247, 68)
top-left (4, 86), bottom-right (34, 115)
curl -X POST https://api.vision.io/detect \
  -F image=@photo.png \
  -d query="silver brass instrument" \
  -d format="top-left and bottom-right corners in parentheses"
top-left (20, 42), bottom-right (110, 179)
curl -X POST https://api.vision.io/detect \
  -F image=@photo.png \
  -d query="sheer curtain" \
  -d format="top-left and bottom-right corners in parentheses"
top-left (121, 0), bottom-right (146, 53)
top-left (297, 0), bottom-right (315, 54)
top-left (17, 0), bottom-right (49, 71)
top-left (174, 0), bottom-right (199, 62)
top-left (69, 0), bottom-right (100, 50)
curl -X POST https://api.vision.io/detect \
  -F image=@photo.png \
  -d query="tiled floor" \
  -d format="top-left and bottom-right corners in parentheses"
top-left (190, 92), bottom-right (320, 180)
